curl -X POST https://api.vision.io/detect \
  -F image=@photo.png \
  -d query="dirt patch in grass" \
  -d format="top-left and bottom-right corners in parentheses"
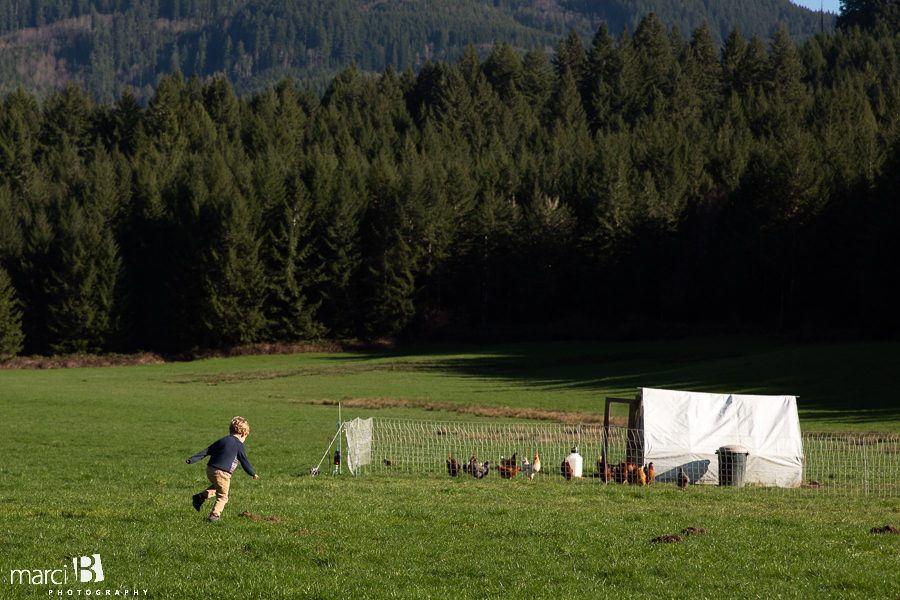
top-left (238, 510), bottom-right (282, 523)
top-left (650, 534), bottom-right (682, 543)
top-left (0, 340), bottom-right (368, 370)
top-left (292, 396), bottom-right (619, 425)
top-left (681, 527), bottom-right (708, 536)
top-left (870, 525), bottom-right (899, 534)
top-left (0, 352), bottom-right (166, 370)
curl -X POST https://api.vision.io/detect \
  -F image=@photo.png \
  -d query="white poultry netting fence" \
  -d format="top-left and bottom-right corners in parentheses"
top-left (344, 418), bottom-right (900, 497)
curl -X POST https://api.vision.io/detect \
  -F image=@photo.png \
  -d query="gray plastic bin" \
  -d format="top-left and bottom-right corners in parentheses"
top-left (716, 445), bottom-right (750, 487)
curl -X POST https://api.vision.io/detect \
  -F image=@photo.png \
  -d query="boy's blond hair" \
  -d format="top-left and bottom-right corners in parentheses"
top-left (230, 416), bottom-right (250, 437)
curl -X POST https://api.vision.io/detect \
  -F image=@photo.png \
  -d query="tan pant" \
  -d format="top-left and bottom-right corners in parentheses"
top-left (203, 466), bottom-right (232, 516)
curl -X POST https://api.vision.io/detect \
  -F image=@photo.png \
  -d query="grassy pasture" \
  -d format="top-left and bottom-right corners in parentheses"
top-left (2, 337), bottom-right (899, 599)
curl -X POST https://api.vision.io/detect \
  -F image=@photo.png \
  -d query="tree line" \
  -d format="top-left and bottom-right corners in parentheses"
top-left (0, 0), bottom-right (826, 103)
top-left (2, 12), bottom-right (900, 357)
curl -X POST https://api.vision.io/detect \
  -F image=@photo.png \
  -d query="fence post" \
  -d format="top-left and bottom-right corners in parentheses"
top-left (862, 436), bottom-right (869, 498)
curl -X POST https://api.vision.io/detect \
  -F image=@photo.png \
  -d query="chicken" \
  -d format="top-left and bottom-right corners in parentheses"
top-left (613, 461), bottom-right (627, 484)
top-left (497, 452), bottom-right (519, 479)
top-left (626, 463), bottom-right (638, 485)
top-left (644, 462), bottom-right (655, 485)
top-left (596, 457), bottom-right (611, 483)
top-left (498, 462), bottom-right (519, 479)
top-left (446, 456), bottom-right (459, 477)
top-left (462, 455), bottom-right (477, 477)
top-left (561, 458), bottom-right (573, 481)
top-left (637, 463), bottom-right (647, 486)
top-left (522, 454), bottom-right (541, 481)
top-left (500, 452), bottom-right (518, 469)
top-left (465, 456), bottom-right (490, 479)
top-left (677, 466), bottom-right (690, 489)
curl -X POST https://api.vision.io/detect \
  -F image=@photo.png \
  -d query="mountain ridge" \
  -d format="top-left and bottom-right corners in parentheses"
top-left (0, 0), bottom-right (832, 101)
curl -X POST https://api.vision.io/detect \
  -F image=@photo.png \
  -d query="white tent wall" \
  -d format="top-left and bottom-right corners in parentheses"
top-left (641, 388), bottom-right (804, 487)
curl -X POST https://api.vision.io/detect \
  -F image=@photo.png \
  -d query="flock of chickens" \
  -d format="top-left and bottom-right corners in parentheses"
top-left (446, 452), bottom-right (692, 487)
top-left (445, 453), bottom-right (541, 480)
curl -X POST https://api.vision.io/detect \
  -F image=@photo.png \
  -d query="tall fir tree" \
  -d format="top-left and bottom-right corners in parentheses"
top-left (0, 263), bottom-right (24, 358)
top-left (254, 149), bottom-right (325, 341)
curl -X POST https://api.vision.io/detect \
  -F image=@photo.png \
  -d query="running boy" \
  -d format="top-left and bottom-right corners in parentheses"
top-left (186, 416), bottom-right (258, 522)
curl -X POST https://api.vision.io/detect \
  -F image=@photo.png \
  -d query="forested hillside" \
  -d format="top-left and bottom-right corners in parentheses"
top-left (1, 10), bottom-right (899, 356)
top-left (0, 0), bottom-right (830, 102)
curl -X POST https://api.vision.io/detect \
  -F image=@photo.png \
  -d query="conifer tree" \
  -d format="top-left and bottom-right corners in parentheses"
top-left (482, 42), bottom-right (523, 101)
top-left (553, 30), bottom-right (587, 83)
top-left (0, 88), bottom-right (41, 194)
top-left (685, 22), bottom-right (722, 109)
top-left (360, 149), bottom-right (418, 337)
top-left (0, 263), bottom-right (24, 358)
top-left (254, 149), bottom-right (324, 341)
top-left (521, 47), bottom-right (553, 114)
top-left (304, 142), bottom-right (365, 337)
top-left (204, 186), bottom-right (268, 348)
top-left (41, 178), bottom-right (123, 355)
top-left (768, 25), bottom-right (805, 105)
top-left (740, 34), bottom-right (770, 92)
top-left (721, 27), bottom-right (748, 93)
top-left (620, 13), bottom-right (676, 120)
top-left (39, 84), bottom-right (92, 154)
top-left (837, 0), bottom-right (900, 31)
top-left (585, 23), bottom-right (619, 129)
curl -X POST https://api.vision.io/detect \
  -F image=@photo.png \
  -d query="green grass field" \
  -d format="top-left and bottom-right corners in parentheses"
top-left (2, 338), bottom-right (899, 599)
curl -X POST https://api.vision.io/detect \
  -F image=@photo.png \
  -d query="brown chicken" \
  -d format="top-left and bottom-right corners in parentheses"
top-left (498, 453), bottom-right (519, 479)
top-left (613, 461), bottom-right (628, 484)
top-left (677, 466), bottom-right (690, 489)
top-left (561, 459), bottom-right (573, 481)
top-left (498, 463), bottom-right (519, 479)
top-left (644, 462), bottom-right (655, 485)
top-left (637, 464), bottom-right (647, 486)
top-left (500, 452), bottom-right (518, 468)
top-left (447, 456), bottom-right (460, 477)
top-left (627, 463), bottom-right (638, 485)
top-left (597, 457), bottom-right (611, 483)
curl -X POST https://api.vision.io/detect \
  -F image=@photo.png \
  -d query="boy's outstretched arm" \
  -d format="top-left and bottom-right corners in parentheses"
top-left (185, 447), bottom-right (210, 464)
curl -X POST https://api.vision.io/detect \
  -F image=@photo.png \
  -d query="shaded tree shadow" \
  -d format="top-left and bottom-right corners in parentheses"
top-left (313, 338), bottom-right (900, 427)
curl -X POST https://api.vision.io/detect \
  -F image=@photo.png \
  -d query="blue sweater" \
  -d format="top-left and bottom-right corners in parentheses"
top-left (188, 435), bottom-right (256, 476)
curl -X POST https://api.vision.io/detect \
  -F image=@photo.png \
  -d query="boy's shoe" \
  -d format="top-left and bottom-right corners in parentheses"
top-left (192, 494), bottom-right (205, 511)
top-left (208, 513), bottom-right (221, 522)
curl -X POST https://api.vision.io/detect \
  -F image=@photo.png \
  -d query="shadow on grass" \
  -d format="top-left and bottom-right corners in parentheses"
top-left (316, 337), bottom-right (900, 426)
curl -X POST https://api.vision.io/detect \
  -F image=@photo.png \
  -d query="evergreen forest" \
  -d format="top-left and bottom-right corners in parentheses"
top-left (2, 9), bottom-right (900, 357)
top-left (0, 0), bottom-right (829, 103)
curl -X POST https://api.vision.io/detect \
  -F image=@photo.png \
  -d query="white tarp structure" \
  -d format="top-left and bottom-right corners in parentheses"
top-left (343, 417), bottom-right (373, 475)
top-left (642, 387), bottom-right (803, 487)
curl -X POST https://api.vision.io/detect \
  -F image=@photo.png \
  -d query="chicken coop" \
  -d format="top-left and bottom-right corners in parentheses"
top-left (333, 389), bottom-right (900, 497)
top-left (635, 388), bottom-right (804, 487)
top-left (339, 387), bottom-right (805, 487)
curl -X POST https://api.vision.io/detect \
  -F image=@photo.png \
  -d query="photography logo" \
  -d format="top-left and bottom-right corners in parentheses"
top-left (9, 554), bottom-right (102, 586)
top-left (9, 553), bottom-right (148, 596)
top-left (74, 554), bottom-right (104, 583)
